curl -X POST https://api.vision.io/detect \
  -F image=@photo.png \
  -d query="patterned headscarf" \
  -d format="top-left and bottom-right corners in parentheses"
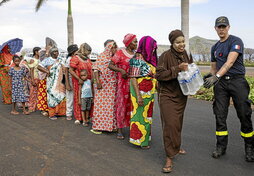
top-left (77, 43), bottom-right (92, 59)
top-left (123, 33), bottom-right (136, 47)
top-left (136, 36), bottom-right (158, 67)
top-left (49, 47), bottom-right (58, 54)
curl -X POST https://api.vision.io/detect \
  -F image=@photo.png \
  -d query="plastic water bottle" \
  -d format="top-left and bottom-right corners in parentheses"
top-left (178, 72), bottom-right (189, 95)
top-left (189, 63), bottom-right (204, 87)
top-left (185, 71), bottom-right (197, 95)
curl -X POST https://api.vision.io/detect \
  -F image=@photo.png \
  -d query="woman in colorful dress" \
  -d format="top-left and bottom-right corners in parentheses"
top-left (27, 47), bottom-right (41, 112)
top-left (69, 43), bottom-right (93, 125)
top-left (90, 40), bottom-right (118, 134)
top-left (38, 47), bottom-right (66, 120)
top-left (129, 36), bottom-right (158, 149)
top-left (37, 49), bottom-right (49, 116)
top-left (0, 45), bottom-right (13, 104)
top-left (108, 34), bottom-right (138, 139)
top-left (155, 30), bottom-right (193, 173)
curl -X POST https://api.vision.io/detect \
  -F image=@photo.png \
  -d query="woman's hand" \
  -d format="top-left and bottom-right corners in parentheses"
top-left (66, 84), bottom-right (72, 91)
top-left (120, 70), bottom-right (128, 79)
top-left (137, 95), bottom-right (144, 106)
top-left (78, 79), bottom-right (84, 85)
top-left (96, 82), bottom-right (102, 89)
top-left (178, 62), bottom-right (188, 71)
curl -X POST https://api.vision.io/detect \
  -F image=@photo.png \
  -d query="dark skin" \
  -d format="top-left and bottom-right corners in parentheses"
top-left (94, 43), bottom-right (118, 89)
top-left (108, 38), bottom-right (138, 137)
top-left (69, 47), bottom-right (92, 85)
top-left (108, 38), bottom-right (137, 79)
top-left (10, 58), bottom-right (30, 115)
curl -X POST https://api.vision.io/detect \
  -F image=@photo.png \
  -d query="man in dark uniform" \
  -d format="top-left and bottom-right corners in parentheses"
top-left (204, 16), bottom-right (254, 162)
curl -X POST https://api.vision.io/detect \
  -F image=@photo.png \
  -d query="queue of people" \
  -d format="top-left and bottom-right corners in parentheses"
top-left (0, 16), bottom-right (253, 173)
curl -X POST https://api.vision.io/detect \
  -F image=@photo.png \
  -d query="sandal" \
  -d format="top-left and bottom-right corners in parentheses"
top-left (41, 111), bottom-right (48, 116)
top-left (74, 120), bottom-right (81, 125)
top-left (179, 149), bottom-right (187, 155)
top-left (116, 133), bottom-right (125, 140)
top-left (66, 116), bottom-right (72, 121)
top-left (141, 146), bottom-right (151, 150)
top-left (162, 165), bottom-right (173, 173)
top-left (90, 129), bottom-right (102, 135)
top-left (49, 116), bottom-right (57, 120)
top-left (82, 122), bottom-right (89, 127)
top-left (11, 111), bottom-right (19, 115)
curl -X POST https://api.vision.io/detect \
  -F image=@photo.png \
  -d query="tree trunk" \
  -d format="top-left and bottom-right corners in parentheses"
top-left (67, 0), bottom-right (74, 46)
top-left (181, 0), bottom-right (189, 54)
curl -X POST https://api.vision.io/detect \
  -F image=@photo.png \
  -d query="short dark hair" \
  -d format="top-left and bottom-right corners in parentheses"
top-left (13, 55), bottom-right (21, 61)
top-left (33, 47), bottom-right (41, 56)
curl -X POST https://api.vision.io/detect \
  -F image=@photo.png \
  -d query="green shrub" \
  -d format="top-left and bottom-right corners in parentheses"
top-left (193, 76), bottom-right (254, 104)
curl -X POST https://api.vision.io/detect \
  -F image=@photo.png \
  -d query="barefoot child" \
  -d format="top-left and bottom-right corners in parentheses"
top-left (78, 69), bottom-right (93, 126)
top-left (9, 55), bottom-right (30, 115)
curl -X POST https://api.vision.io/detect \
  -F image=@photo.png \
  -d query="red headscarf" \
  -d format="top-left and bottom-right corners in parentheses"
top-left (123, 33), bottom-right (136, 47)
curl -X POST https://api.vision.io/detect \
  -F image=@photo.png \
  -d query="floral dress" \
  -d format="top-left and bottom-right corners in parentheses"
top-left (129, 55), bottom-right (156, 147)
top-left (8, 67), bottom-right (28, 103)
top-left (70, 55), bottom-right (92, 121)
top-left (111, 48), bottom-right (134, 129)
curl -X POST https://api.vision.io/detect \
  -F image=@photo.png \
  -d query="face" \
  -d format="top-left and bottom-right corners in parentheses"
top-left (84, 48), bottom-right (92, 56)
top-left (215, 25), bottom-right (230, 39)
top-left (13, 58), bottom-right (21, 66)
top-left (51, 50), bottom-right (59, 59)
top-left (110, 43), bottom-right (118, 56)
top-left (172, 36), bottom-right (185, 53)
top-left (80, 71), bottom-right (88, 80)
top-left (128, 38), bottom-right (138, 51)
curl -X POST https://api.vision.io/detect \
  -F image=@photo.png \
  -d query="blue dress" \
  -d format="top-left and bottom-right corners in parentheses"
top-left (8, 67), bottom-right (28, 102)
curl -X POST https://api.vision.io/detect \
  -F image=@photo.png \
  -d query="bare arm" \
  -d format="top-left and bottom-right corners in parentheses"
top-left (108, 61), bottom-right (128, 79)
top-left (65, 67), bottom-right (72, 91)
top-left (93, 70), bottom-right (102, 89)
top-left (37, 65), bottom-right (49, 74)
top-left (210, 62), bottom-right (217, 75)
top-left (216, 51), bottom-right (239, 76)
top-left (78, 84), bottom-right (82, 105)
top-left (69, 67), bottom-right (84, 85)
top-left (130, 78), bottom-right (143, 106)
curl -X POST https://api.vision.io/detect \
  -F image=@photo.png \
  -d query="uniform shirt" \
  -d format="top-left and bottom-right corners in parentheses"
top-left (81, 79), bottom-right (93, 98)
top-left (211, 35), bottom-right (245, 76)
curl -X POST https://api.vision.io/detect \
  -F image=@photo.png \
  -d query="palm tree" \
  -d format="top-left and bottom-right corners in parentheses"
top-left (0, 0), bottom-right (74, 46)
top-left (181, 0), bottom-right (189, 54)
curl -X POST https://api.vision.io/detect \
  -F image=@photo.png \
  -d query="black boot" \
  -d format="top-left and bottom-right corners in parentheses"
top-left (245, 144), bottom-right (254, 162)
top-left (212, 147), bottom-right (226, 159)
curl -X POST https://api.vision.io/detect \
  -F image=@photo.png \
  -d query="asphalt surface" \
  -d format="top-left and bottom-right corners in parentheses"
top-left (0, 94), bottom-right (254, 176)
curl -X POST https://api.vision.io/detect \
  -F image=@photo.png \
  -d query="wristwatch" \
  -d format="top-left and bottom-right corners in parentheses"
top-left (216, 73), bottom-right (221, 79)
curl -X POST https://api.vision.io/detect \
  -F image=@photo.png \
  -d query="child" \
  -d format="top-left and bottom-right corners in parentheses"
top-left (78, 69), bottom-right (93, 126)
top-left (9, 55), bottom-right (30, 115)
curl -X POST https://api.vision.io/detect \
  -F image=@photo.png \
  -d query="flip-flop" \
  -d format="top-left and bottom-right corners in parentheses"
top-left (23, 111), bottom-right (30, 115)
top-left (179, 149), bottom-right (187, 155)
top-left (141, 146), bottom-right (151, 150)
top-left (116, 133), bottom-right (125, 140)
top-left (162, 165), bottom-right (173, 173)
top-left (90, 129), bottom-right (102, 134)
top-left (49, 116), bottom-right (57, 120)
top-left (66, 116), bottom-right (72, 121)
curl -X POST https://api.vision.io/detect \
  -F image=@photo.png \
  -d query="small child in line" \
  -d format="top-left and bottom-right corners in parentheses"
top-left (78, 69), bottom-right (93, 126)
top-left (9, 55), bottom-right (30, 115)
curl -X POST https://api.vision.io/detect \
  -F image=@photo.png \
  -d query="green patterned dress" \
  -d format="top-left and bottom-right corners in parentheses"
top-left (129, 55), bottom-right (156, 147)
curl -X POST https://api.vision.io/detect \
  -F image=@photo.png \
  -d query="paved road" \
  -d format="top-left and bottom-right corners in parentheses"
top-left (199, 65), bottom-right (254, 76)
top-left (0, 96), bottom-right (253, 176)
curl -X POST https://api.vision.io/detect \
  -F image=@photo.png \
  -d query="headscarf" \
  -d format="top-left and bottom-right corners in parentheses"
top-left (39, 49), bottom-right (46, 61)
top-left (77, 43), bottom-right (92, 59)
top-left (102, 41), bottom-right (115, 58)
top-left (49, 47), bottom-right (58, 55)
top-left (168, 29), bottom-right (184, 44)
top-left (123, 33), bottom-right (136, 47)
top-left (136, 36), bottom-right (158, 67)
top-left (0, 45), bottom-right (13, 65)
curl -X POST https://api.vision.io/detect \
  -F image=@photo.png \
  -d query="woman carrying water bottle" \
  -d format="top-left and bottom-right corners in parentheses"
top-left (155, 29), bottom-right (193, 173)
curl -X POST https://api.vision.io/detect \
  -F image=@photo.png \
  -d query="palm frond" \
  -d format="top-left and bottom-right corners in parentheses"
top-left (0, 0), bottom-right (11, 6)
top-left (35, 0), bottom-right (47, 12)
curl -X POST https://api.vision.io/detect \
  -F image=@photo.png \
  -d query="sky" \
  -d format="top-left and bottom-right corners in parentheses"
top-left (0, 0), bottom-right (254, 53)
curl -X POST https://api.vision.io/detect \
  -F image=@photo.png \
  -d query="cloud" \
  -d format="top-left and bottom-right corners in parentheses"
top-left (48, 0), bottom-right (208, 15)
